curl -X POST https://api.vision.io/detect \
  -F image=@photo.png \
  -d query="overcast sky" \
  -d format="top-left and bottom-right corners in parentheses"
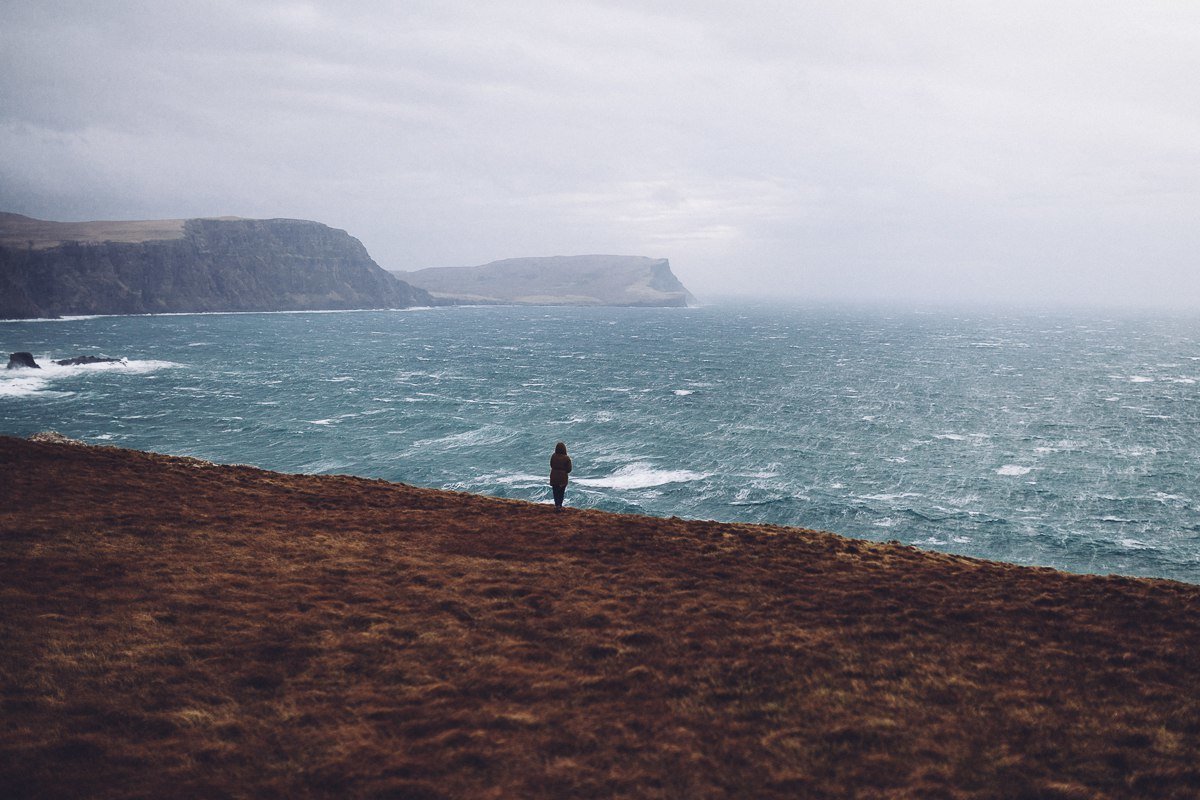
top-left (2, 2), bottom-right (1199, 307)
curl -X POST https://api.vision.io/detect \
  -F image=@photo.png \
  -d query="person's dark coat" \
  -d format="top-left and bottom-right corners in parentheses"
top-left (550, 450), bottom-right (572, 487)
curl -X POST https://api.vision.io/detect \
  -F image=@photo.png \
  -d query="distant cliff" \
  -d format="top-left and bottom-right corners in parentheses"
top-left (0, 213), bottom-right (432, 319)
top-left (394, 255), bottom-right (696, 307)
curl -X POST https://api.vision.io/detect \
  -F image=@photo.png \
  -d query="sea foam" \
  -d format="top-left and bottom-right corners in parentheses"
top-left (576, 463), bottom-right (709, 490)
top-left (0, 358), bottom-right (180, 398)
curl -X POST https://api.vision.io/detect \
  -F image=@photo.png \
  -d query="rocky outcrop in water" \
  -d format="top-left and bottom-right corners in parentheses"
top-left (394, 255), bottom-right (697, 307)
top-left (0, 213), bottom-right (434, 319)
top-left (53, 355), bottom-right (123, 366)
top-left (7, 352), bottom-right (40, 369)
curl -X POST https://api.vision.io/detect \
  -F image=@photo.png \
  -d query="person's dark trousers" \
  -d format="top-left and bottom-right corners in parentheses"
top-left (552, 485), bottom-right (565, 510)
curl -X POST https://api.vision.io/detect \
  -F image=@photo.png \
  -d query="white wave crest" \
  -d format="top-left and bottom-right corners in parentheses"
top-left (936, 432), bottom-right (990, 442)
top-left (0, 374), bottom-right (67, 398)
top-left (0, 314), bottom-right (103, 323)
top-left (485, 473), bottom-right (545, 486)
top-left (859, 492), bottom-right (922, 502)
top-left (996, 464), bottom-right (1032, 476)
top-left (0, 357), bottom-right (180, 398)
top-left (1118, 538), bottom-right (1156, 550)
top-left (576, 462), bottom-right (709, 490)
top-left (107, 358), bottom-right (181, 375)
top-left (412, 425), bottom-right (517, 450)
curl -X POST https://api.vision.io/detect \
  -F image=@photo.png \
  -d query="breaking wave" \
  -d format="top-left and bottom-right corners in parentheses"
top-left (576, 463), bottom-right (710, 490)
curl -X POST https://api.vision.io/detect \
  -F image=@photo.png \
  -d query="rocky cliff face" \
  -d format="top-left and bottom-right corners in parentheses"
top-left (394, 255), bottom-right (696, 307)
top-left (0, 214), bottom-right (432, 319)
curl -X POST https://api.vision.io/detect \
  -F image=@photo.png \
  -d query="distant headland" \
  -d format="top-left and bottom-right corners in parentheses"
top-left (0, 213), bottom-right (698, 319)
top-left (393, 255), bottom-right (697, 307)
top-left (0, 213), bottom-right (432, 319)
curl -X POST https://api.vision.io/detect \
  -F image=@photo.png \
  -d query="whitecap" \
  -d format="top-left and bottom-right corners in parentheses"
top-left (411, 425), bottom-right (517, 450)
top-left (0, 374), bottom-right (67, 398)
top-left (1118, 538), bottom-right (1155, 550)
top-left (0, 357), bottom-right (179, 397)
top-left (575, 462), bottom-right (709, 490)
top-left (935, 433), bottom-right (967, 441)
top-left (37, 358), bottom-right (182, 377)
top-left (1129, 376), bottom-right (1155, 383)
top-left (299, 457), bottom-right (353, 473)
top-left (0, 314), bottom-right (103, 323)
top-left (673, 389), bottom-right (694, 396)
top-left (860, 492), bottom-right (922, 502)
top-left (486, 473), bottom-right (545, 486)
top-left (996, 465), bottom-right (1032, 476)
top-left (119, 359), bottom-right (183, 375)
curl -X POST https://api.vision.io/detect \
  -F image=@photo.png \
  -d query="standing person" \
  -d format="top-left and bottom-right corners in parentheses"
top-left (549, 441), bottom-right (572, 512)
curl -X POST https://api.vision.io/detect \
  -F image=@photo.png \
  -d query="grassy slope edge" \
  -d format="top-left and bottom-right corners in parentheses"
top-left (1, 436), bottom-right (1198, 799)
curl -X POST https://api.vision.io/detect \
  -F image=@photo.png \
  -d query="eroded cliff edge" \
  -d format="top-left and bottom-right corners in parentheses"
top-left (0, 213), bottom-right (432, 319)
top-left (394, 254), bottom-right (697, 307)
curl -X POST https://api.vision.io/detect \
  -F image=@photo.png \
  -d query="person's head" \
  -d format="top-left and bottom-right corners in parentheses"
top-left (555, 441), bottom-right (567, 455)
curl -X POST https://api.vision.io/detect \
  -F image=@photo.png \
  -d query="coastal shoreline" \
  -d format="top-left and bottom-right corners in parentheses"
top-left (2, 435), bottom-right (1198, 798)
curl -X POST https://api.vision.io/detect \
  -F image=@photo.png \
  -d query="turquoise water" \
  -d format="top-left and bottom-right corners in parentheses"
top-left (3, 303), bottom-right (1199, 582)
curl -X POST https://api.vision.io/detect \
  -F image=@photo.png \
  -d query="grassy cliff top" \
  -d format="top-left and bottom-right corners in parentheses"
top-left (2, 436), bottom-right (1198, 798)
top-left (0, 212), bottom-right (195, 249)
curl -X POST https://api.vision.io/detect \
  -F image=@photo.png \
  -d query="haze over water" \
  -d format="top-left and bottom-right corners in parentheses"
top-left (3, 303), bottom-right (1199, 583)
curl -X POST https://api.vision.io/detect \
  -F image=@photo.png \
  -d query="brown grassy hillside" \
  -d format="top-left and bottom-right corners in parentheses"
top-left (1, 436), bottom-right (1198, 799)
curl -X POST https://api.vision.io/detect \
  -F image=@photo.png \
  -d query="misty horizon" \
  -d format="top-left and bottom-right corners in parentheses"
top-left (3, 3), bottom-right (1199, 309)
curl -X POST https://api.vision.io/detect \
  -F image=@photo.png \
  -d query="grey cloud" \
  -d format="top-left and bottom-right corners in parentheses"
top-left (2, 1), bottom-right (1199, 307)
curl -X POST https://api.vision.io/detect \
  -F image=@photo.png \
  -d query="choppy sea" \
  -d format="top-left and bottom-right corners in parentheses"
top-left (3, 303), bottom-right (1199, 583)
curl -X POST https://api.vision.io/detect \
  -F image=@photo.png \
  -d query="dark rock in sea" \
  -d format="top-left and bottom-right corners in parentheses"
top-left (394, 255), bottom-right (697, 307)
top-left (0, 212), bottom-right (435, 319)
top-left (52, 355), bottom-right (123, 366)
top-left (7, 352), bottom-right (40, 369)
